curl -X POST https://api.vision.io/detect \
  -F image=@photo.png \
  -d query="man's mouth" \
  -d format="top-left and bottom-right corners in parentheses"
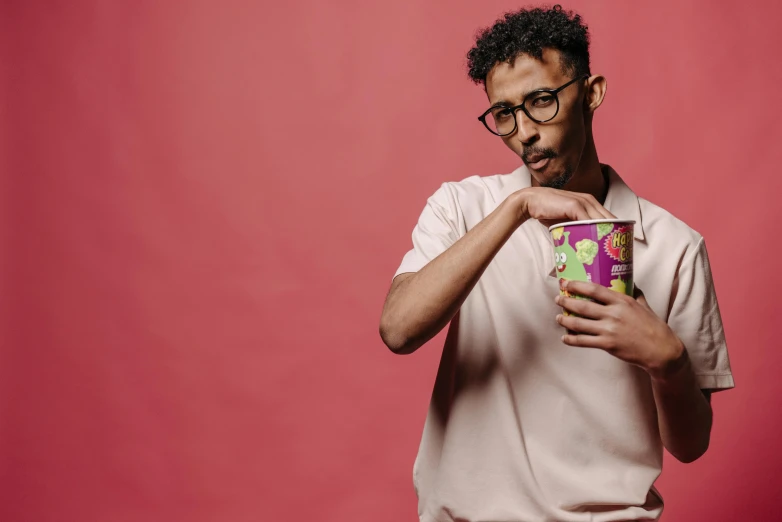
top-left (523, 151), bottom-right (554, 171)
top-left (528, 157), bottom-right (550, 170)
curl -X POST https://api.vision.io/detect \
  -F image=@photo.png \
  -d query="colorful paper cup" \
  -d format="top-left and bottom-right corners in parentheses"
top-left (549, 219), bottom-right (635, 318)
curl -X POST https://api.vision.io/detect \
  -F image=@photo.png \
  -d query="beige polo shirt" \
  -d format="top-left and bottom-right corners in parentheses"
top-left (394, 164), bottom-right (734, 522)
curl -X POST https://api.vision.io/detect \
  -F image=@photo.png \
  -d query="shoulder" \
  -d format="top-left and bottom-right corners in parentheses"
top-left (638, 196), bottom-right (705, 255)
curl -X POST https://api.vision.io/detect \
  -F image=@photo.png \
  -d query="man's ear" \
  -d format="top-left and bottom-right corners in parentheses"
top-left (584, 74), bottom-right (607, 114)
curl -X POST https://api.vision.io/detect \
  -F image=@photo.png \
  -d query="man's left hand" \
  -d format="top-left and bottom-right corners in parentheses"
top-left (555, 280), bottom-right (686, 380)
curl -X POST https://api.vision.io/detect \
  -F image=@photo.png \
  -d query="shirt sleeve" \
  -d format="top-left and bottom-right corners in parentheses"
top-left (667, 237), bottom-right (735, 392)
top-left (394, 183), bottom-right (462, 279)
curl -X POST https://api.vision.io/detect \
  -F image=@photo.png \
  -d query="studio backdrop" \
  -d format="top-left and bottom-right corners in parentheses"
top-left (2, 1), bottom-right (780, 521)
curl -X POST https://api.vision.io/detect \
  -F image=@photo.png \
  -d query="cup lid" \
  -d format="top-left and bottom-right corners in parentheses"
top-left (548, 219), bottom-right (636, 231)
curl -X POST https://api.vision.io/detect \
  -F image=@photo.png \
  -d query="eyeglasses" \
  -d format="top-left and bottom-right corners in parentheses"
top-left (478, 74), bottom-right (589, 136)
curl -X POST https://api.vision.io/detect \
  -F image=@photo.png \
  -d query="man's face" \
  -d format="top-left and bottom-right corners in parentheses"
top-left (485, 49), bottom-right (587, 189)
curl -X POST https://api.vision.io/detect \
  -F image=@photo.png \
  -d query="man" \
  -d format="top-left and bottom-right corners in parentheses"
top-left (379, 5), bottom-right (734, 522)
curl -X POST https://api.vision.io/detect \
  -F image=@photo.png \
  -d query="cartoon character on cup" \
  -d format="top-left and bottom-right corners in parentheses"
top-left (554, 231), bottom-right (590, 318)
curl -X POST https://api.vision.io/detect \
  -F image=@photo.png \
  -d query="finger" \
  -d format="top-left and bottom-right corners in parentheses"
top-left (567, 192), bottom-right (610, 220)
top-left (550, 191), bottom-right (610, 222)
top-left (572, 196), bottom-right (605, 220)
top-left (557, 193), bottom-right (601, 221)
top-left (584, 193), bottom-right (617, 219)
top-left (561, 332), bottom-right (610, 349)
top-left (565, 191), bottom-right (616, 220)
top-left (562, 280), bottom-right (625, 305)
top-left (563, 198), bottom-right (593, 221)
top-left (557, 313), bottom-right (603, 335)
top-left (556, 295), bottom-right (605, 319)
top-left (597, 206), bottom-right (616, 219)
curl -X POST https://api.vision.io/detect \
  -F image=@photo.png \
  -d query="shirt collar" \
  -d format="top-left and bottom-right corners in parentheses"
top-left (602, 164), bottom-right (645, 241)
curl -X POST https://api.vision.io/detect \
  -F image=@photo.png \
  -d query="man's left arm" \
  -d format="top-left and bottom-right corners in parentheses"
top-left (555, 271), bottom-right (729, 463)
top-left (648, 344), bottom-right (713, 463)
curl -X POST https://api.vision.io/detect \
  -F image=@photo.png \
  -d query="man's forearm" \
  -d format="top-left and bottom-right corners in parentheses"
top-left (380, 192), bottom-right (525, 354)
top-left (650, 344), bottom-right (713, 463)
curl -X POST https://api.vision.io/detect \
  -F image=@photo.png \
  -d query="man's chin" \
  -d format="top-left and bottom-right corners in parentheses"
top-left (540, 169), bottom-right (574, 190)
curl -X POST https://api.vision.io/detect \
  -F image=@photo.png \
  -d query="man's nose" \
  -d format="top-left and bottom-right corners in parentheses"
top-left (515, 109), bottom-right (539, 145)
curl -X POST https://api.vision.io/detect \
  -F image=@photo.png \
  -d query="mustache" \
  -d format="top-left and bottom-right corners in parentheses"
top-left (521, 147), bottom-right (556, 164)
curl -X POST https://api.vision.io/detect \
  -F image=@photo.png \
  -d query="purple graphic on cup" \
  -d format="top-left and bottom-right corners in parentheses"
top-left (549, 219), bottom-right (635, 317)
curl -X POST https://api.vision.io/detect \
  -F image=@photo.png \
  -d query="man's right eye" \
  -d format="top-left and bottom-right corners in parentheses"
top-left (494, 108), bottom-right (512, 120)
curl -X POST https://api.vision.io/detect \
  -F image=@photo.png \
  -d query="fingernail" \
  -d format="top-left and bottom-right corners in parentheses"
top-left (556, 314), bottom-right (562, 323)
top-left (554, 296), bottom-right (561, 305)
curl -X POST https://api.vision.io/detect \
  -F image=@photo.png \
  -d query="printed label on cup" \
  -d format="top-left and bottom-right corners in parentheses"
top-left (550, 220), bottom-right (635, 318)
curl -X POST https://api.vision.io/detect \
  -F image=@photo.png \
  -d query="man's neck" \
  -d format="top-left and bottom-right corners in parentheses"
top-left (564, 145), bottom-right (607, 204)
top-left (565, 165), bottom-right (608, 204)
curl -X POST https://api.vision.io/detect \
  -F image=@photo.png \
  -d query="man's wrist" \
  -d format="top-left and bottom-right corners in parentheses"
top-left (647, 337), bottom-right (689, 385)
top-left (507, 189), bottom-right (530, 226)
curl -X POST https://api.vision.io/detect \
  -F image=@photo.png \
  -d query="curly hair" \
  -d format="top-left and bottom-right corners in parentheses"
top-left (466, 4), bottom-right (591, 86)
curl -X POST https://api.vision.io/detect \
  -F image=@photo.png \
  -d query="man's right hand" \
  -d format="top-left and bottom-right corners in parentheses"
top-left (514, 187), bottom-right (616, 228)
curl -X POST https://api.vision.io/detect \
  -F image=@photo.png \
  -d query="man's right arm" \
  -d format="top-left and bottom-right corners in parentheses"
top-left (379, 188), bottom-right (614, 354)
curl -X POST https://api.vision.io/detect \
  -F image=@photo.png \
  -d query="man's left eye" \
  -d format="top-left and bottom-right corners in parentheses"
top-left (531, 95), bottom-right (555, 107)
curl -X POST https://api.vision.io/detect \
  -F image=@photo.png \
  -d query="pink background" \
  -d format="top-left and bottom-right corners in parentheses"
top-left (2, 1), bottom-right (779, 520)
